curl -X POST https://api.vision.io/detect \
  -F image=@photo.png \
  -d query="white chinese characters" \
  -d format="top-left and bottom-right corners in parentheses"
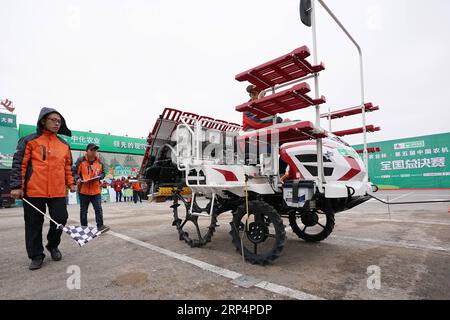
top-left (381, 157), bottom-right (445, 171)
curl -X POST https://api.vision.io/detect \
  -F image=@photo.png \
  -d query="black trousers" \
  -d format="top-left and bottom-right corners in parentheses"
top-left (23, 197), bottom-right (68, 260)
top-left (133, 191), bottom-right (142, 203)
top-left (115, 190), bottom-right (122, 202)
top-left (79, 193), bottom-right (104, 228)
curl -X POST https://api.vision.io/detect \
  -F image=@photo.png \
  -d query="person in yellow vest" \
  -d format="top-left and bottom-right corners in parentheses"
top-left (73, 143), bottom-right (109, 233)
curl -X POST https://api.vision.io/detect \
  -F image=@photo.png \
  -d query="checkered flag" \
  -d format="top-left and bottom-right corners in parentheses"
top-left (59, 225), bottom-right (100, 247)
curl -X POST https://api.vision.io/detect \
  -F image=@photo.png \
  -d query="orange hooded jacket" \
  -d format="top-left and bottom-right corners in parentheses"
top-left (10, 108), bottom-right (74, 198)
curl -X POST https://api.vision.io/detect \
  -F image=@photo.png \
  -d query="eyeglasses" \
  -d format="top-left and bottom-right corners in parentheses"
top-left (47, 117), bottom-right (62, 125)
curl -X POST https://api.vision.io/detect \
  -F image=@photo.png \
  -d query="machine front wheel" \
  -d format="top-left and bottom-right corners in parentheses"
top-left (229, 200), bottom-right (286, 265)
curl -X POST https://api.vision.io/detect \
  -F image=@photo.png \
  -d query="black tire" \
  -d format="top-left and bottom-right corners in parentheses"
top-left (289, 208), bottom-right (335, 242)
top-left (171, 195), bottom-right (217, 248)
top-left (229, 200), bottom-right (285, 265)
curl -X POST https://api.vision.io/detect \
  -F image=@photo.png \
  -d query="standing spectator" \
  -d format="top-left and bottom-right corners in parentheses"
top-left (122, 179), bottom-right (126, 202)
top-left (141, 182), bottom-right (148, 200)
top-left (10, 107), bottom-right (77, 270)
top-left (114, 178), bottom-right (123, 202)
top-left (73, 143), bottom-right (110, 233)
top-left (131, 179), bottom-right (143, 203)
top-left (123, 177), bottom-right (132, 202)
top-left (120, 176), bottom-right (126, 201)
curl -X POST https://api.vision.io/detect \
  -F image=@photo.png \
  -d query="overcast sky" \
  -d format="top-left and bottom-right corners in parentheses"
top-left (1, 0), bottom-right (449, 145)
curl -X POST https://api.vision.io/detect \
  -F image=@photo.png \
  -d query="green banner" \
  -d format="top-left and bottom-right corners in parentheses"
top-left (0, 126), bottom-right (19, 169)
top-left (0, 113), bottom-right (17, 128)
top-left (19, 124), bottom-right (147, 155)
top-left (353, 132), bottom-right (450, 189)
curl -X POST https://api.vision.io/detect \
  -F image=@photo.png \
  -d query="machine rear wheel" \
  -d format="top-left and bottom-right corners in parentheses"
top-left (288, 207), bottom-right (335, 242)
top-left (171, 195), bottom-right (217, 248)
top-left (229, 200), bottom-right (286, 265)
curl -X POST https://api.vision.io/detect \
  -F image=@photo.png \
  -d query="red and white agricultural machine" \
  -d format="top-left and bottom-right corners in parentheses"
top-left (139, 1), bottom-right (382, 264)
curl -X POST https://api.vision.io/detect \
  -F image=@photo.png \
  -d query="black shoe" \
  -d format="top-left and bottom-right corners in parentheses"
top-left (98, 225), bottom-right (110, 234)
top-left (47, 247), bottom-right (62, 261)
top-left (29, 257), bottom-right (44, 270)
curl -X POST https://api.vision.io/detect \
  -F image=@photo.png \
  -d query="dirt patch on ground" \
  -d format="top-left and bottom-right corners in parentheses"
top-left (113, 272), bottom-right (149, 287)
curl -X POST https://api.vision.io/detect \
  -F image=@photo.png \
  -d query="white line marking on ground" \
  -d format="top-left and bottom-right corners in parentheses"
top-left (284, 227), bottom-right (450, 253)
top-left (390, 192), bottom-right (414, 202)
top-left (338, 217), bottom-right (450, 227)
top-left (254, 281), bottom-right (322, 300)
top-left (109, 230), bottom-right (323, 300)
top-left (400, 193), bottom-right (450, 196)
top-left (330, 235), bottom-right (450, 253)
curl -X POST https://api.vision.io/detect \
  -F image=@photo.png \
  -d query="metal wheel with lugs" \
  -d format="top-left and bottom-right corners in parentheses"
top-left (288, 207), bottom-right (335, 242)
top-left (229, 200), bottom-right (286, 265)
top-left (171, 195), bottom-right (217, 248)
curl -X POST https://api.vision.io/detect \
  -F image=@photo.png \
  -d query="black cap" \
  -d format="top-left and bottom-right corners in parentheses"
top-left (86, 143), bottom-right (99, 151)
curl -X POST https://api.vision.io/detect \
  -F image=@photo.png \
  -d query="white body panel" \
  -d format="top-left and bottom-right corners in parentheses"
top-left (280, 137), bottom-right (367, 183)
top-left (188, 165), bottom-right (275, 197)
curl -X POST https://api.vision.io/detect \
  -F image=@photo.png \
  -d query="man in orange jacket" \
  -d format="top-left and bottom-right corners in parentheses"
top-left (10, 107), bottom-right (77, 270)
top-left (73, 143), bottom-right (109, 233)
top-left (131, 179), bottom-right (143, 204)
